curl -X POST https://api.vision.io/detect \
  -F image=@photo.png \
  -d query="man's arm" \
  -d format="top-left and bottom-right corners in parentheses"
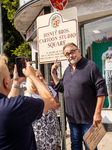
top-left (31, 76), bottom-right (60, 113)
top-left (8, 65), bottom-right (26, 98)
top-left (93, 96), bottom-right (105, 127)
top-left (23, 62), bottom-right (59, 113)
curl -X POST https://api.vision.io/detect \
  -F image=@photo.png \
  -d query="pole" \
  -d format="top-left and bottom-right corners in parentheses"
top-left (0, 0), bottom-right (4, 55)
top-left (52, 7), bottom-right (66, 150)
top-left (57, 63), bottom-right (66, 150)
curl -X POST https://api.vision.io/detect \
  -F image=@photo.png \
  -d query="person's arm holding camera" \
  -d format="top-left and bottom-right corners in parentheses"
top-left (23, 62), bottom-right (60, 113)
top-left (8, 61), bottom-right (60, 113)
top-left (8, 65), bottom-right (25, 98)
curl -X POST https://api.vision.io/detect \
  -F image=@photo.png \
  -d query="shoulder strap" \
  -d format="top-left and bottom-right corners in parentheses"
top-left (51, 81), bottom-right (54, 89)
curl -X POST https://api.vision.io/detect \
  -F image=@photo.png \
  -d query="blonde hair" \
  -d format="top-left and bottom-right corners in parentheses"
top-left (0, 60), bottom-right (8, 88)
top-left (25, 69), bottom-right (46, 94)
top-left (0, 54), bottom-right (9, 88)
top-left (0, 54), bottom-right (8, 64)
top-left (26, 77), bottom-right (37, 94)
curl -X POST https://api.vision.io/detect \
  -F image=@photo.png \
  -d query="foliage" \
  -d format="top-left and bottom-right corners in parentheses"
top-left (1, 0), bottom-right (19, 25)
top-left (11, 42), bottom-right (31, 61)
top-left (1, 0), bottom-right (31, 68)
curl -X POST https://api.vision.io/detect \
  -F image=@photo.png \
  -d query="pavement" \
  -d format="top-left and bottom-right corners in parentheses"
top-left (66, 130), bottom-right (112, 150)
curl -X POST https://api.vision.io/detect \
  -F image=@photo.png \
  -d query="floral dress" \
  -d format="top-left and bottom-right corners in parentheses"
top-left (25, 86), bottom-right (61, 150)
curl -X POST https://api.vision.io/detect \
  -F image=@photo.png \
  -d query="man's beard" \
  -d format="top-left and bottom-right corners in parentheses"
top-left (70, 57), bottom-right (78, 64)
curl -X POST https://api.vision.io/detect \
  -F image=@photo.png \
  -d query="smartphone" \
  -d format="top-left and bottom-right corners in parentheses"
top-left (15, 57), bottom-right (27, 77)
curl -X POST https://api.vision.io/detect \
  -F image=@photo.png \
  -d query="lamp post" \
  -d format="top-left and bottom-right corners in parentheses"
top-left (0, 0), bottom-right (4, 55)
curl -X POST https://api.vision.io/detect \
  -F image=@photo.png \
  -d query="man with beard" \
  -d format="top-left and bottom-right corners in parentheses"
top-left (51, 43), bottom-right (108, 150)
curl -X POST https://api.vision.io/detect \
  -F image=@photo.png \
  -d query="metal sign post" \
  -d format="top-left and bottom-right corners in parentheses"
top-left (57, 64), bottom-right (66, 150)
top-left (52, 7), bottom-right (66, 150)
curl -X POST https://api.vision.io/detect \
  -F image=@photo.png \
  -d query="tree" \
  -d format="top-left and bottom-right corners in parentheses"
top-left (11, 42), bottom-right (31, 61)
top-left (1, 0), bottom-right (31, 68)
top-left (1, 0), bottom-right (19, 25)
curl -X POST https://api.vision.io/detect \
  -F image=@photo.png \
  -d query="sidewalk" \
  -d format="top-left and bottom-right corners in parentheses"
top-left (66, 130), bottom-right (112, 150)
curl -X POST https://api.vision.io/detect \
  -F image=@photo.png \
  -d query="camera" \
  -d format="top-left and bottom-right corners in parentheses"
top-left (15, 57), bottom-right (27, 77)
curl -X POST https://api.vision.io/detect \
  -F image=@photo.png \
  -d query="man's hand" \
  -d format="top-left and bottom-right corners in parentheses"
top-left (22, 62), bottom-right (36, 79)
top-left (51, 59), bottom-right (60, 85)
top-left (13, 64), bottom-right (26, 86)
top-left (93, 113), bottom-right (102, 127)
top-left (93, 96), bottom-right (105, 127)
top-left (51, 59), bottom-right (59, 75)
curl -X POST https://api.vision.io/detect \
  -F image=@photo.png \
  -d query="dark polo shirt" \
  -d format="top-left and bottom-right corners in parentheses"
top-left (0, 94), bottom-right (44, 150)
top-left (55, 57), bottom-right (108, 124)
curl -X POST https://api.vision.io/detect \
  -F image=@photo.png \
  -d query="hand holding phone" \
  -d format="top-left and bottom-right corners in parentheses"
top-left (15, 57), bottom-right (27, 77)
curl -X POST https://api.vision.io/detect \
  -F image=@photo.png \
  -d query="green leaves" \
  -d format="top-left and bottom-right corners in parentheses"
top-left (11, 42), bottom-right (31, 61)
top-left (2, 0), bottom-right (19, 25)
top-left (1, 0), bottom-right (31, 68)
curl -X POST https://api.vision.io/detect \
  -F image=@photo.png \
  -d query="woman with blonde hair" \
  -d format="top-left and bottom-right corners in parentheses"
top-left (25, 69), bottom-right (61, 150)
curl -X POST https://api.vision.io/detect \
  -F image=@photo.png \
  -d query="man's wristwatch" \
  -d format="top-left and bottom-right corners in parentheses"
top-left (12, 84), bottom-right (20, 89)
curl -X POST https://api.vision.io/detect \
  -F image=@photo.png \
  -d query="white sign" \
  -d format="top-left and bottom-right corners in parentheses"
top-left (37, 6), bottom-right (78, 64)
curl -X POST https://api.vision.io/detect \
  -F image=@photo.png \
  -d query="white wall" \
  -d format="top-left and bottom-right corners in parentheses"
top-left (67, 0), bottom-right (112, 21)
top-left (102, 110), bottom-right (112, 123)
top-left (19, 0), bottom-right (31, 7)
top-left (29, 41), bottom-right (37, 69)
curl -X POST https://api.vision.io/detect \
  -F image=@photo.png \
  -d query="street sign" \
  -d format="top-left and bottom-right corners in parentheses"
top-left (37, 6), bottom-right (78, 64)
top-left (49, 0), bottom-right (67, 11)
